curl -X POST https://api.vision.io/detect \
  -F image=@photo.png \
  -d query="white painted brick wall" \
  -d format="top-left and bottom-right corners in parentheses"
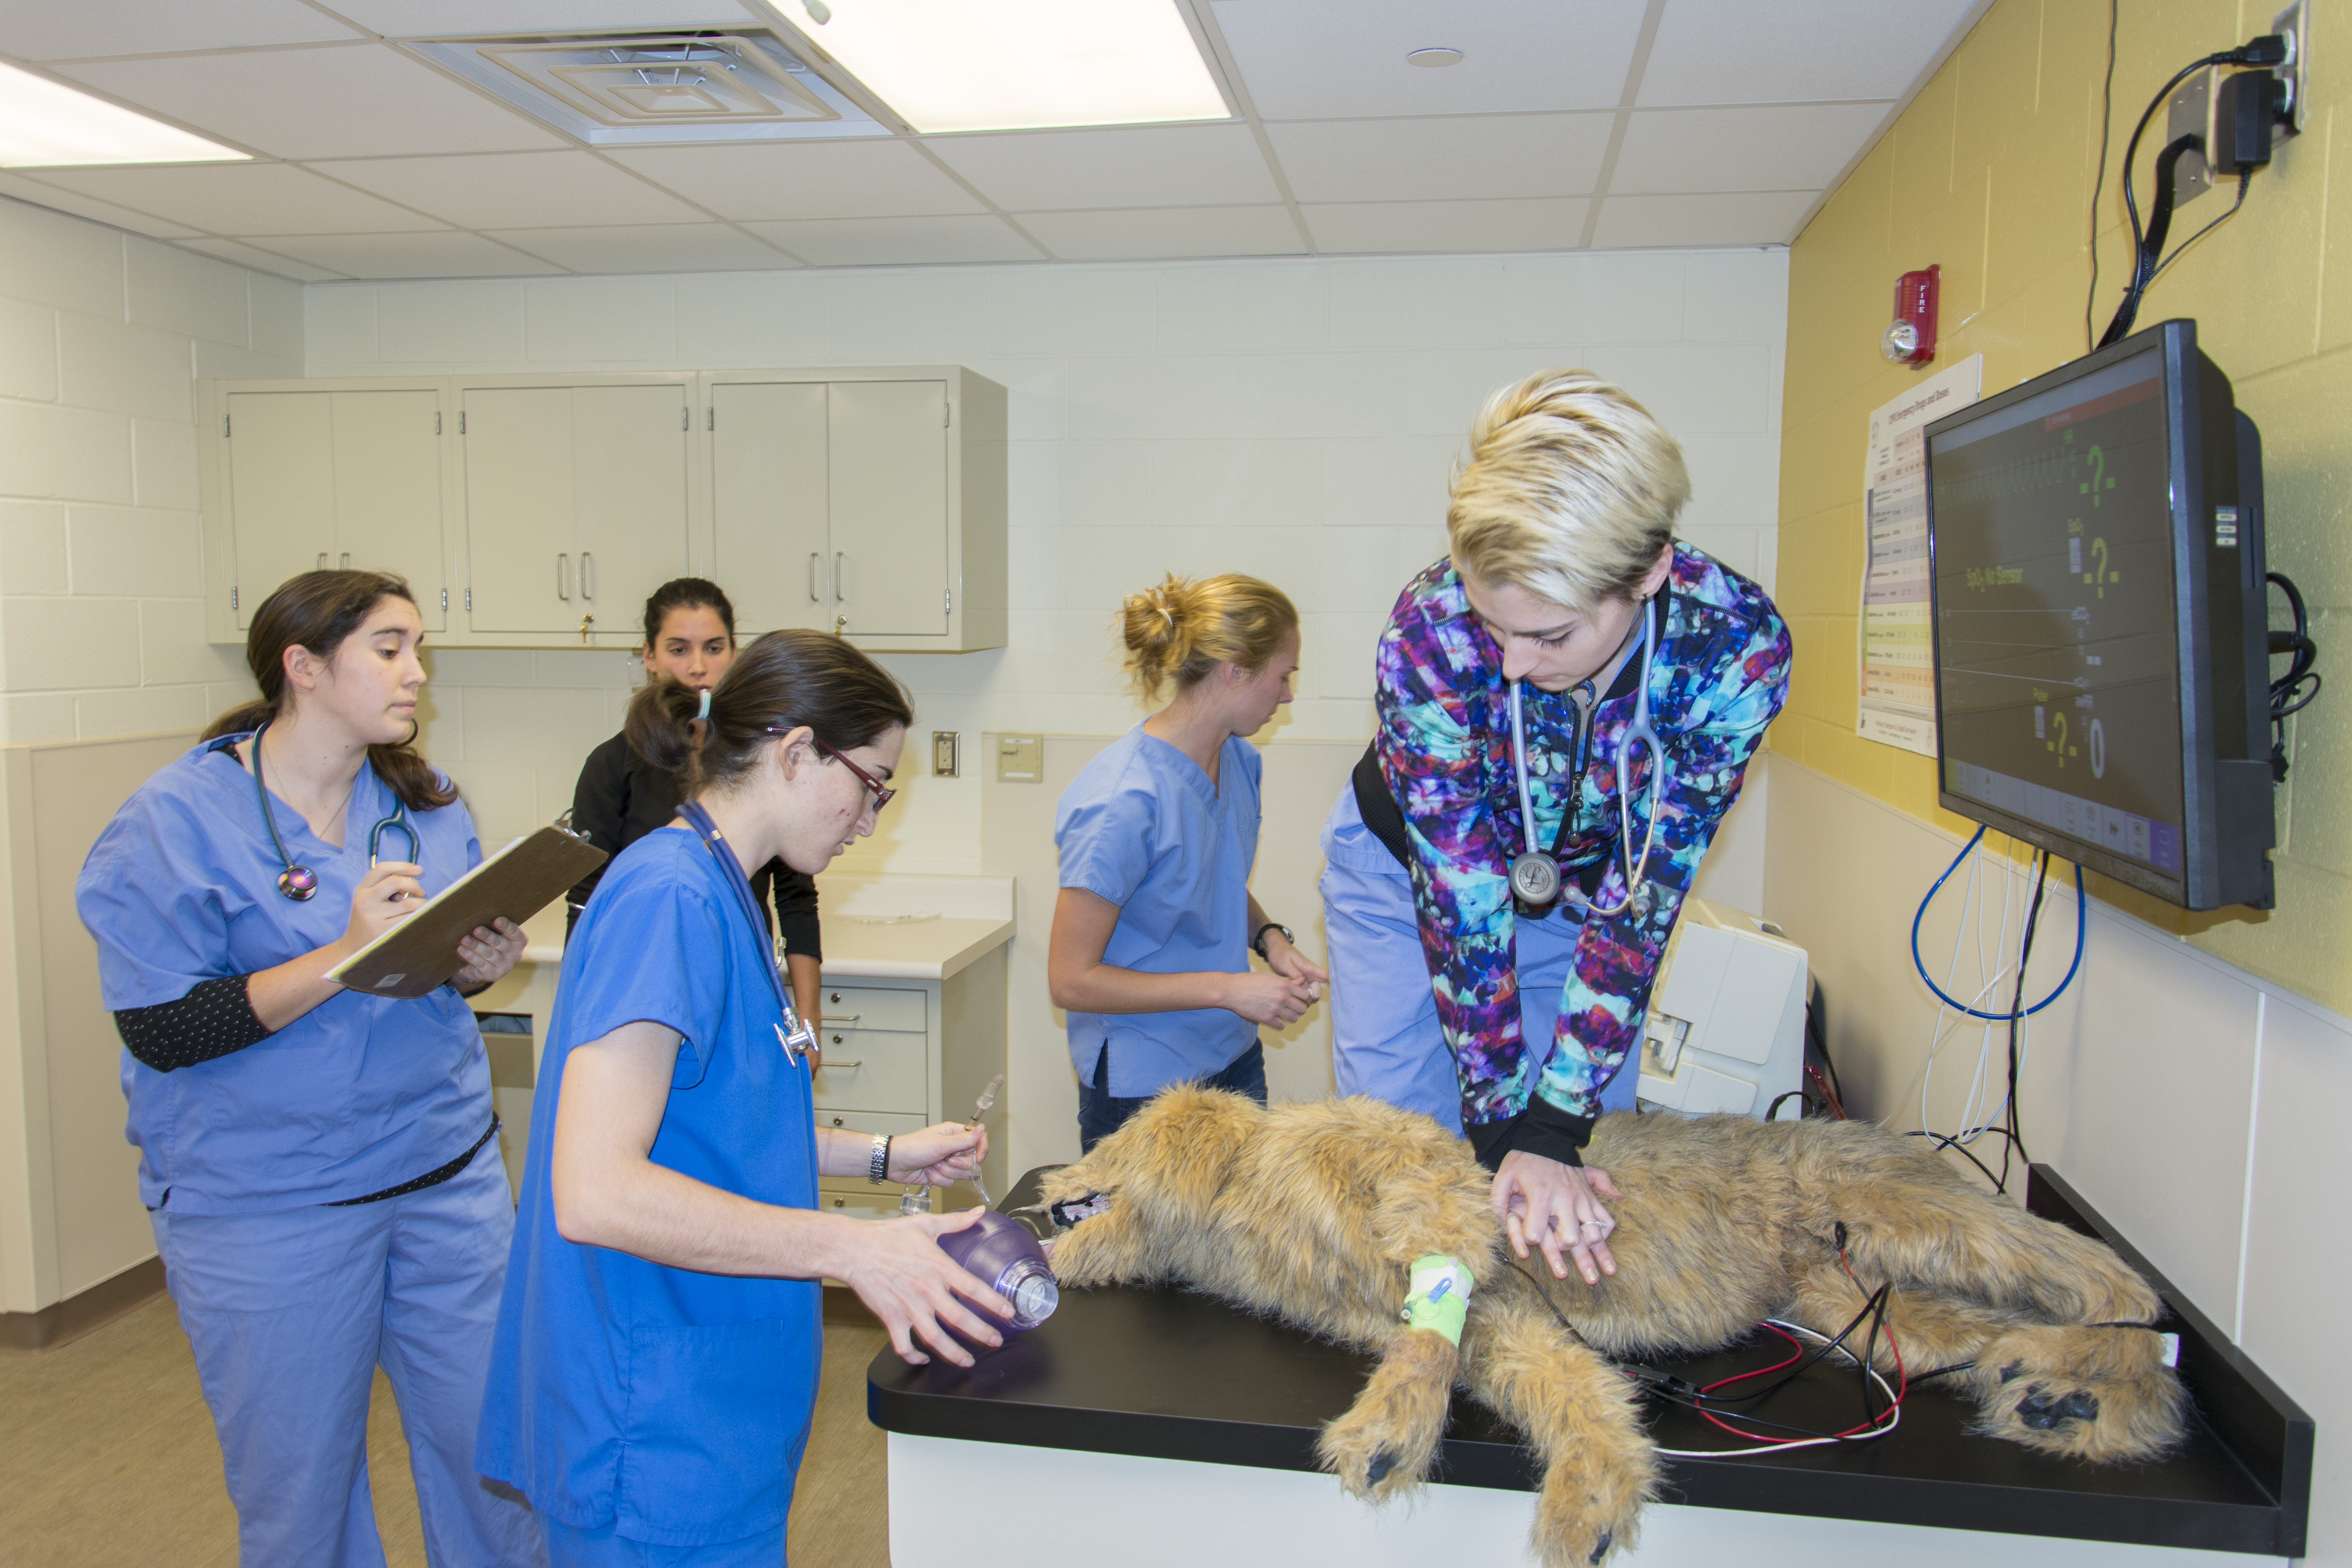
top-left (305, 249), bottom-right (1788, 872)
top-left (0, 196), bottom-right (303, 743)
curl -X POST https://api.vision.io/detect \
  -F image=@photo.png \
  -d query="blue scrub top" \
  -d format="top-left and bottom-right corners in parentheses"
top-left (477, 827), bottom-right (821, 1549)
top-left (75, 735), bottom-right (493, 1214)
top-left (1054, 724), bottom-right (1261, 1096)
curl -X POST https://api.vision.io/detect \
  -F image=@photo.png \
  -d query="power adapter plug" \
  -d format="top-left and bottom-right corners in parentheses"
top-left (2211, 69), bottom-right (2289, 173)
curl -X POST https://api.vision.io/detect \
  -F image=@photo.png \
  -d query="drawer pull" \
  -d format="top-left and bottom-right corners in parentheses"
top-left (813, 1058), bottom-right (862, 1070)
top-left (831, 1196), bottom-right (846, 1209)
top-left (824, 1013), bottom-right (860, 1023)
top-left (829, 1116), bottom-right (845, 1127)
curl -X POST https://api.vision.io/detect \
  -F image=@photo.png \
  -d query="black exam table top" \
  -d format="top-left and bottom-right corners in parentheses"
top-left (869, 1165), bottom-right (2311, 1557)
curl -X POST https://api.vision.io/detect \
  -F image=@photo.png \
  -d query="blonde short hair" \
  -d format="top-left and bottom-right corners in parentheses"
top-left (1118, 572), bottom-right (1299, 702)
top-left (1446, 369), bottom-right (1690, 614)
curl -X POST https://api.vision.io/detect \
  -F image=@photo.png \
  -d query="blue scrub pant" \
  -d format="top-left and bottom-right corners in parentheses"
top-left (1076, 1037), bottom-right (1268, 1154)
top-left (541, 1518), bottom-right (784, 1566)
top-left (1320, 788), bottom-right (1640, 1135)
top-left (149, 1140), bottom-right (544, 1568)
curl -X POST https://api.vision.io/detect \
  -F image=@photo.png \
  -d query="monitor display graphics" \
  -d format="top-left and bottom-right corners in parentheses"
top-left (1927, 351), bottom-right (2184, 878)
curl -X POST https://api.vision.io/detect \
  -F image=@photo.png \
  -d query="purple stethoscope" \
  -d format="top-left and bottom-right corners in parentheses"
top-left (1505, 595), bottom-right (1665, 918)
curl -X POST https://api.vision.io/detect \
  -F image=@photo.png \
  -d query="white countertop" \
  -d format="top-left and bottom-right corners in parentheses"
top-left (512, 873), bottom-right (1014, 983)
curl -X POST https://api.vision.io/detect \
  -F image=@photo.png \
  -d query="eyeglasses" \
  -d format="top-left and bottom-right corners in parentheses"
top-left (769, 728), bottom-right (896, 812)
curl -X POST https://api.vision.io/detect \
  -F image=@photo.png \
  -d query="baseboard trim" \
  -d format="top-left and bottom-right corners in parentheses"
top-left (0, 1256), bottom-right (167, 1351)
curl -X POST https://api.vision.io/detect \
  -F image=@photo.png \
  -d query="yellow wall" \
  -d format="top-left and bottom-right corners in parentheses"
top-left (1777, 0), bottom-right (2352, 1011)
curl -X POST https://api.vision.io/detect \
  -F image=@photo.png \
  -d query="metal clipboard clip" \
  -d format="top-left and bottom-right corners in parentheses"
top-left (552, 808), bottom-right (591, 844)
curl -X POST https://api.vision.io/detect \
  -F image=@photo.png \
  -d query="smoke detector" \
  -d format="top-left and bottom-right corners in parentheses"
top-left (405, 29), bottom-right (885, 145)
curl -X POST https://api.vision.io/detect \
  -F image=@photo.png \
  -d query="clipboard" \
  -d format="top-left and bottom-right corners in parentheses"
top-left (327, 824), bottom-right (607, 1000)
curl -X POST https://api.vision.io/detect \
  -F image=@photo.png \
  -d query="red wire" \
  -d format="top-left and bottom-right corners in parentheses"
top-left (1698, 1321), bottom-right (1802, 1396)
top-left (1684, 1256), bottom-right (1911, 1449)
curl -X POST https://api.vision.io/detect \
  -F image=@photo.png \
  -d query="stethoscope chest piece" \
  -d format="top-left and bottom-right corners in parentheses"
top-left (277, 865), bottom-right (319, 901)
top-left (1509, 851), bottom-right (1561, 906)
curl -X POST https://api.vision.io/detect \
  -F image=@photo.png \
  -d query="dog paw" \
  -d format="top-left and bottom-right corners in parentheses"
top-left (1532, 1477), bottom-right (1641, 1568)
top-left (1970, 1327), bottom-right (2185, 1461)
top-left (1316, 1329), bottom-right (1457, 1503)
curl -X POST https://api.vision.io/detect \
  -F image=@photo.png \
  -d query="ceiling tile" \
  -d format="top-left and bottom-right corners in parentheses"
top-left (1267, 114), bottom-right (1611, 204)
top-left (247, 230), bottom-right (564, 278)
top-left (1612, 103), bottom-right (1893, 194)
top-left (176, 238), bottom-right (354, 282)
top-left (1303, 198), bottom-right (1589, 254)
top-left (56, 44), bottom-right (567, 160)
top-left (318, 0), bottom-right (759, 36)
top-left (604, 141), bottom-right (985, 221)
top-left (0, 174), bottom-right (203, 238)
top-left (0, 0), bottom-right (361, 59)
top-left (306, 152), bottom-right (710, 229)
top-left (1589, 192), bottom-right (1817, 249)
top-left (1210, 0), bottom-right (1646, 119)
top-left (1639, 0), bottom-right (1982, 106)
top-left (740, 214), bottom-right (1042, 267)
top-left (924, 123), bottom-right (1277, 212)
top-left (26, 162), bottom-right (447, 235)
top-left (485, 223), bottom-right (795, 272)
top-left (1018, 205), bottom-right (1302, 261)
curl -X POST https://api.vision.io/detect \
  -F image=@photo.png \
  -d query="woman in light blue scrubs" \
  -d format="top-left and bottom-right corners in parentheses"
top-left (76, 570), bottom-right (541, 1567)
top-left (478, 630), bottom-right (1005, 1566)
top-left (1050, 573), bottom-right (1328, 1152)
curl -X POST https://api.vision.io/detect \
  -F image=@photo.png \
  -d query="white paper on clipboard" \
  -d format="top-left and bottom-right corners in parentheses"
top-left (1857, 354), bottom-right (1982, 756)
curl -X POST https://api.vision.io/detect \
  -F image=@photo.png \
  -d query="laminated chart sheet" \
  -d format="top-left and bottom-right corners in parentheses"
top-left (1858, 355), bottom-right (1981, 755)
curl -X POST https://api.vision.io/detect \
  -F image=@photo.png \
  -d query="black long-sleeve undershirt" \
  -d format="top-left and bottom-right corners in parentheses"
top-left (566, 730), bottom-right (822, 956)
top-left (113, 975), bottom-right (271, 1072)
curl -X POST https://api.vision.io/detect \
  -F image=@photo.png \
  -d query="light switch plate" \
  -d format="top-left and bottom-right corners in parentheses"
top-left (932, 730), bottom-right (959, 777)
top-left (996, 733), bottom-right (1043, 782)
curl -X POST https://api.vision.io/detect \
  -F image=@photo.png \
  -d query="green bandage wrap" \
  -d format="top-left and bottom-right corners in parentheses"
top-left (1400, 1253), bottom-right (1473, 1346)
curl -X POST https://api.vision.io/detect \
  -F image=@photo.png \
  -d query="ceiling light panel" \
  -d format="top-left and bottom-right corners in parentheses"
top-left (0, 60), bottom-right (247, 167)
top-left (407, 27), bottom-right (882, 143)
top-left (774, 0), bottom-right (1230, 134)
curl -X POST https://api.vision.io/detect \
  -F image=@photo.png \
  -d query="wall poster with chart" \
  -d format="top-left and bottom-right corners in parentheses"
top-left (1857, 354), bottom-right (1982, 755)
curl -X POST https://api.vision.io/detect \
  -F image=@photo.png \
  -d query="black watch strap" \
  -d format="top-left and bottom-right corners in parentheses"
top-left (1251, 922), bottom-right (1292, 958)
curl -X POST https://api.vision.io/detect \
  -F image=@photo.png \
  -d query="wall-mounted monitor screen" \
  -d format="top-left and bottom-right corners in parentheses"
top-left (1923, 319), bottom-right (2274, 910)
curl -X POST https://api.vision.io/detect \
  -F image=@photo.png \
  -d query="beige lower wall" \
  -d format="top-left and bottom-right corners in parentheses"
top-left (1764, 755), bottom-right (2349, 1561)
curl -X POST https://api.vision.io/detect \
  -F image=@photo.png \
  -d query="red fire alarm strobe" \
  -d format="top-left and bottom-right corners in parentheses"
top-left (1882, 265), bottom-right (1940, 365)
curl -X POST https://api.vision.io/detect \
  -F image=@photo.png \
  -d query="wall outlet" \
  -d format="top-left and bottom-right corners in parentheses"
top-left (996, 733), bottom-right (1043, 782)
top-left (932, 730), bottom-right (959, 777)
top-left (2273, 1), bottom-right (2310, 137)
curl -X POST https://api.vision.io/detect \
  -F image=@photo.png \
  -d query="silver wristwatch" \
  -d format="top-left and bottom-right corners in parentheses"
top-left (866, 1132), bottom-right (891, 1185)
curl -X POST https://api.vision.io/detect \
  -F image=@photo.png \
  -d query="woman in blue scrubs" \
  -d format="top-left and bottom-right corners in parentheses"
top-left (1049, 573), bottom-right (1327, 1153)
top-left (478, 629), bottom-right (1005, 1566)
top-left (76, 570), bottom-right (542, 1567)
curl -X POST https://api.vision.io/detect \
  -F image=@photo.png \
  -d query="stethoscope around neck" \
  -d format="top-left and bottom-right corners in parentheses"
top-left (1506, 593), bottom-right (1667, 919)
top-left (251, 719), bottom-right (417, 902)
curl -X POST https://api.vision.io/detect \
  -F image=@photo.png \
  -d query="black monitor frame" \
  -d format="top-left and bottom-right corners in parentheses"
top-left (1923, 318), bottom-right (2274, 911)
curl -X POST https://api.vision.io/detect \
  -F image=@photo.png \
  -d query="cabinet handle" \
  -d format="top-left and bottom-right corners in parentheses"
top-left (822, 1013), bottom-right (859, 1023)
top-left (557, 553), bottom-right (570, 601)
top-left (317, 552), bottom-right (328, 570)
top-left (581, 551), bottom-right (595, 601)
top-left (829, 1115), bottom-right (846, 1128)
top-left (813, 1057), bottom-right (862, 1069)
top-left (808, 552), bottom-right (822, 604)
top-left (833, 551), bottom-right (846, 603)
top-left (339, 552), bottom-right (352, 568)
top-left (831, 1196), bottom-right (846, 1209)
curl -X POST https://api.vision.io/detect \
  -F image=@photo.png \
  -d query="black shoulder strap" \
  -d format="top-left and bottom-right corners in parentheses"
top-left (1351, 742), bottom-right (1411, 869)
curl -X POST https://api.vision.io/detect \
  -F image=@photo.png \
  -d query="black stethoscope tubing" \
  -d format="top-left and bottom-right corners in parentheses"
top-left (252, 720), bottom-right (416, 902)
top-left (677, 800), bottom-right (814, 1068)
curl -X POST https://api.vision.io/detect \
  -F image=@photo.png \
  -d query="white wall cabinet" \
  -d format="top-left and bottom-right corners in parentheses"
top-left (199, 367), bottom-right (1005, 653)
top-left (215, 386), bottom-right (448, 631)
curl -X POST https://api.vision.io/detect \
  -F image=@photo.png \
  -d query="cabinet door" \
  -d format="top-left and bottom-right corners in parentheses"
top-left (711, 382), bottom-right (831, 636)
top-left (462, 387), bottom-right (577, 634)
top-left (329, 391), bottom-right (445, 630)
top-left (226, 391), bottom-right (335, 628)
top-left (828, 381), bottom-right (948, 639)
top-left (571, 384), bottom-right (691, 642)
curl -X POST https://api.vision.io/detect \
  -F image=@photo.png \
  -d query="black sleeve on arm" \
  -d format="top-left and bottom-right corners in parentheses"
top-left (766, 864), bottom-right (822, 963)
top-left (567, 736), bottom-right (631, 929)
top-left (114, 975), bottom-right (271, 1073)
top-left (1467, 1094), bottom-right (1593, 1172)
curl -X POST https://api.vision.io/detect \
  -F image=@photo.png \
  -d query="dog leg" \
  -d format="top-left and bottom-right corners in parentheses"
top-left (1965, 1322), bottom-right (2186, 1460)
top-left (1461, 1286), bottom-right (1654, 1568)
top-left (1316, 1328), bottom-right (1458, 1501)
top-left (1038, 1197), bottom-right (1166, 1290)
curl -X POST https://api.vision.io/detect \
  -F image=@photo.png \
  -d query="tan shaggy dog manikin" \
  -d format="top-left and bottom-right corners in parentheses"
top-left (1034, 1087), bottom-right (2185, 1568)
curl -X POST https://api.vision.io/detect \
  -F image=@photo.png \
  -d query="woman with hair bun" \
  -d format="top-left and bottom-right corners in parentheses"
top-left (1327, 369), bottom-right (1789, 1292)
top-left (478, 628), bottom-right (1008, 1565)
top-left (1049, 572), bottom-right (1328, 1153)
top-left (75, 570), bottom-right (541, 1565)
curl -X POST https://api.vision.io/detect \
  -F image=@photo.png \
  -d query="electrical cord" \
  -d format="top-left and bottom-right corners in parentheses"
top-left (2084, 0), bottom-right (2120, 354)
top-left (2267, 571), bottom-right (2321, 783)
top-left (1911, 826), bottom-right (2085, 1021)
top-left (2149, 168), bottom-right (2253, 283)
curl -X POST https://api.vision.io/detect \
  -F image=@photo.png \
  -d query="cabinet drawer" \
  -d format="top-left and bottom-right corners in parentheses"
top-left (812, 1108), bottom-right (928, 1138)
top-left (814, 1180), bottom-right (904, 1222)
top-left (812, 1029), bottom-right (927, 1116)
top-left (819, 984), bottom-right (926, 1034)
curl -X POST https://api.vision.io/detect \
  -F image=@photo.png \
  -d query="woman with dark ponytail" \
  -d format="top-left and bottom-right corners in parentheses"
top-left (478, 628), bottom-right (1006, 1566)
top-left (74, 570), bottom-right (542, 1566)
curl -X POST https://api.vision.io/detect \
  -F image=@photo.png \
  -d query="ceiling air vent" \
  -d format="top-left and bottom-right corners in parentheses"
top-left (404, 29), bottom-right (884, 145)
